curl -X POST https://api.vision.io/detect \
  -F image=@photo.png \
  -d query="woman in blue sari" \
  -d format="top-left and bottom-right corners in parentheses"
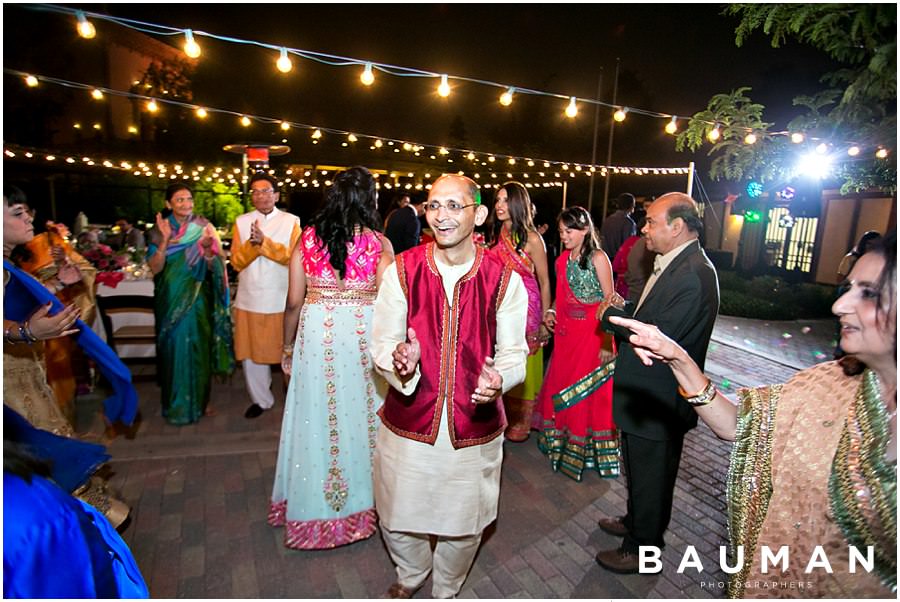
top-left (147, 184), bottom-right (233, 425)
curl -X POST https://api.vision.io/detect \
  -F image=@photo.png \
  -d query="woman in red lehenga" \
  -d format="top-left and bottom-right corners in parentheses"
top-left (490, 182), bottom-right (551, 441)
top-left (533, 206), bottom-right (620, 481)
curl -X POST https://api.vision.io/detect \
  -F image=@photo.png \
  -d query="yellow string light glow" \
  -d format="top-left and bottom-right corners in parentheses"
top-left (91, 88), bottom-right (104, 100)
top-left (183, 29), bottom-right (201, 59)
top-left (146, 99), bottom-right (159, 113)
top-left (240, 115), bottom-right (251, 127)
top-left (24, 75), bottom-right (38, 87)
top-left (195, 107), bottom-right (208, 119)
top-left (613, 107), bottom-right (627, 122)
top-left (75, 11), bottom-right (96, 39)
top-left (875, 148), bottom-right (889, 159)
top-left (707, 125), bottom-right (721, 142)
top-left (744, 132), bottom-right (757, 145)
top-left (791, 132), bottom-right (805, 144)
top-left (347, 133), bottom-right (358, 143)
top-left (127, 125), bottom-right (138, 134)
top-left (280, 121), bottom-right (290, 131)
top-left (276, 48), bottom-right (293, 73)
top-left (437, 74), bottom-right (451, 98)
top-left (665, 117), bottom-right (678, 135)
top-left (360, 63), bottom-right (375, 86)
top-left (311, 129), bottom-right (322, 139)
top-left (499, 87), bottom-right (514, 106)
top-left (847, 145), bottom-right (860, 156)
top-left (565, 97), bottom-right (578, 118)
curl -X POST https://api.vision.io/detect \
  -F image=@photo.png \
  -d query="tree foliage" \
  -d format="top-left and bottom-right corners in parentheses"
top-left (678, 4), bottom-right (896, 194)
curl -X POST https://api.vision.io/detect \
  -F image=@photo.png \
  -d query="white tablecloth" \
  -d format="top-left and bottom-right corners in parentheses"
top-left (92, 278), bottom-right (155, 358)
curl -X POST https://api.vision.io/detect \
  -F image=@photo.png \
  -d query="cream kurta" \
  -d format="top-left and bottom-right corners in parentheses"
top-left (372, 257), bottom-right (528, 536)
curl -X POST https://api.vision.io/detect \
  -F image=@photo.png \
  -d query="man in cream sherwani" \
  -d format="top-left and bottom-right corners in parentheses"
top-left (371, 174), bottom-right (528, 598)
top-left (231, 173), bottom-right (301, 419)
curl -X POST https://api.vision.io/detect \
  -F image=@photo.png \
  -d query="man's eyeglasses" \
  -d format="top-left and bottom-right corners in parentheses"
top-left (250, 188), bottom-right (275, 196)
top-left (425, 201), bottom-right (478, 214)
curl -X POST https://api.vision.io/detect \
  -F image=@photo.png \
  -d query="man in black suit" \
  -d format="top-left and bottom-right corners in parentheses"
top-left (595, 192), bottom-right (719, 574)
top-left (384, 193), bottom-right (425, 254)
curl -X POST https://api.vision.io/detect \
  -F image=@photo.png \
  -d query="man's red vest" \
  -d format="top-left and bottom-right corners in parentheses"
top-left (378, 243), bottom-right (514, 449)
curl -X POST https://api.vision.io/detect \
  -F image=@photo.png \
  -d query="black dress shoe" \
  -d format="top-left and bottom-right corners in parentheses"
top-left (244, 404), bottom-right (264, 419)
top-left (597, 515), bottom-right (629, 537)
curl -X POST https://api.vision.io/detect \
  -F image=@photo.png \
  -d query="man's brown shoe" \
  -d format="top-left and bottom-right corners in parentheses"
top-left (596, 515), bottom-right (628, 537)
top-left (381, 582), bottom-right (419, 599)
top-left (595, 547), bottom-right (645, 574)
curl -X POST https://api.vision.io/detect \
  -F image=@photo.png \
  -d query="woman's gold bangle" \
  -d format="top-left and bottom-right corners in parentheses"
top-left (678, 379), bottom-right (717, 407)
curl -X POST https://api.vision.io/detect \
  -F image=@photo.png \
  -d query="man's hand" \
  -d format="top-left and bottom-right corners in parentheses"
top-left (471, 356), bottom-right (502, 404)
top-left (392, 327), bottom-right (421, 378)
top-left (249, 219), bottom-right (265, 246)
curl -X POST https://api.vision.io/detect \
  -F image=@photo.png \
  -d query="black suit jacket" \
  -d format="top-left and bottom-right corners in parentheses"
top-left (605, 240), bottom-right (719, 441)
top-left (384, 206), bottom-right (422, 254)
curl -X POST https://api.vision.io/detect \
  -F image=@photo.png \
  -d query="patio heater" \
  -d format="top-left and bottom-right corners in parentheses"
top-left (223, 143), bottom-right (291, 201)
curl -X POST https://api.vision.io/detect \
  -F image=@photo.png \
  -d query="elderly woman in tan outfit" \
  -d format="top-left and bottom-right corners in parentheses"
top-left (608, 231), bottom-right (896, 598)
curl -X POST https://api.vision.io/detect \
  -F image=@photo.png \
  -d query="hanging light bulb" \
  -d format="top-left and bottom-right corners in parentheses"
top-left (280, 121), bottom-right (291, 131)
top-left (847, 145), bottom-right (860, 156)
top-left (276, 48), bottom-right (293, 73)
top-left (707, 124), bottom-right (721, 142)
top-left (613, 107), bottom-right (628, 122)
top-left (665, 117), bottom-right (678, 135)
top-left (91, 88), bottom-right (104, 100)
top-left (311, 129), bottom-right (322, 139)
top-left (373, 139), bottom-right (383, 148)
top-left (24, 75), bottom-right (38, 87)
top-left (146, 99), bottom-right (159, 113)
top-left (195, 107), bottom-right (208, 119)
top-left (76, 11), bottom-right (96, 39)
top-left (875, 148), bottom-right (889, 159)
top-left (790, 132), bottom-right (805, 144)
top-left (565, 97), bottom-right (578, 118)
top-left (183, 29), bottom-right (201, 59)
top-left (347, 133), bottom-right (358, 143)
top-left (360, 63), bottom-right (375, 86)
top-left (744, 132), bottom-right (757, 145)
top-left (815, 142), bottom-right (828, 154)
top-left (240, 116), bottom-right (251, 127)
top-left (437, 74), bottom-right (451, 97)
top-left (499, 87), bottom-right (514, 107)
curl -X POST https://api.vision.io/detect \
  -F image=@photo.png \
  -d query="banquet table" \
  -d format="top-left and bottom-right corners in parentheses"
top-left (92, 277), bottom-right (155, 358)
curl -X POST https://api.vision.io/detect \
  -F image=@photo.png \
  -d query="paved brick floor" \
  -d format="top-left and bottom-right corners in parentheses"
top-left (90, 316), bottom-right (833, 598)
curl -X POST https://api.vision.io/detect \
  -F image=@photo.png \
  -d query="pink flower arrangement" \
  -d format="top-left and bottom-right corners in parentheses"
top-left (82, 244), bottom-right (129, 272)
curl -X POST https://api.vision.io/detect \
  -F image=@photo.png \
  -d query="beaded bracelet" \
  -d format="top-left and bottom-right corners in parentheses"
top-left (678, 378), bottom-right (717, 407)
top-left (20, 321), bottom-right (38, 344)
top-left (4, 325), bottom-right (18, 345)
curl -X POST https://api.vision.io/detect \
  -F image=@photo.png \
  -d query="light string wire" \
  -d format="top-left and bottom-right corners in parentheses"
top-left (28, 4), bottom-right (890, 152)
top-left (5, 67), bottom-right (693, 175)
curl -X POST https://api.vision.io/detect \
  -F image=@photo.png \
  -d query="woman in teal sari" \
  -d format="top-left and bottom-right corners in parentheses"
top-left (147, 184), bottom-right (233, 425)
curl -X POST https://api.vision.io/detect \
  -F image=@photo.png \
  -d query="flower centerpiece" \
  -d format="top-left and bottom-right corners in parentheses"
top-left (80, 242), bottom-right (130, 287)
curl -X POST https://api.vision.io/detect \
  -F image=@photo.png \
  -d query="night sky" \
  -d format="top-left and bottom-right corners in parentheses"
top-left (5, 3), bottom-right (840, 209)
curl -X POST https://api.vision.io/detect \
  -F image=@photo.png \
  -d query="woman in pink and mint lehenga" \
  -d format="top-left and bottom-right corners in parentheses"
top-left (269, 166), bottom-right (394, 549)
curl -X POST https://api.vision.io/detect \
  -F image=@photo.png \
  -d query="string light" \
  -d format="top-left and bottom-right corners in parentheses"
top-left (847, 145), bottom-right (860, 156)
top-left (815, 142), bottom-right (828, 154)
top-left (183, 29), bottom-right (201, 59)
top-left (280, 121), bottom-right (290, 131)
top-left (707, 124), bottom-right (721, 142)
top-left (665, 117), bottom-right (678, 135)
top-left (311, 129), bottom-right (322, 139)
top-left (744, 132), bottom-right (757, 145)
top-left (276, 48), bottom-right (293, 73)
top-left (360, 63), bottom-right (375, 86)
top-left (24, 75), bottom-right (38, 87)
top-left (195, 107), bottom-right (208, 119)
top-left (146, 99), bottom-right (158, 112)
top-left (791, 132), bottom-right (805, 144)
top-left (613, 107), bottom-right (627, 122)
top-left (437, 74), bottom-right (451, 98)
top-left (347, 133), bottom-right (358, 142)
top-left (240, 115), bottom-right (251, 127)
top-left (499, 87), bottom-right (514, 107)
top-left (91, 88), bottom-right (104, 100)
top-left (127, 125), bottom-right (138, 134)
top-left (876, 148), bottom-right (889, 159)
top-left (75, 11), bottom-right (96, 39)
top-left (565, 97), bottom-right (578, 118)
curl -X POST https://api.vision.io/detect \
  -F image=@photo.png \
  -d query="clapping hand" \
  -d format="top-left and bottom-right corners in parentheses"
top-left (27, 302), bottom-right (81, 339)
top-left (392, 327), bottom-right (421, 378)
top-left (249, 220), bottom-right (265, 246)
top-left (155, 212), bottom-right (172, 243)
top-left (471, 357), bottom-right (503, 405)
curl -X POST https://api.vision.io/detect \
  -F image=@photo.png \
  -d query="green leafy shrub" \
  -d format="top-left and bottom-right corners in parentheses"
top-left (718, 271), bottom-right (836, 319)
